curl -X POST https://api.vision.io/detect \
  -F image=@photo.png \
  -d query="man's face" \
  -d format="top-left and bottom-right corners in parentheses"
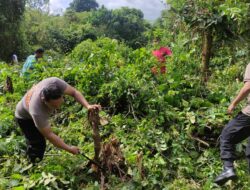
top-left (36, 52), bottom-right (44, 59)
top-left (46, 96), bottom-right (64, 109)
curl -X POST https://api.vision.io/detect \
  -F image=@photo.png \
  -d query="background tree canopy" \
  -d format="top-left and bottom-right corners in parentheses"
top-left (0, 0), bottom-right (26, 61)
top-left (26, 0), bottom-right (50, 11)
top-left (91, 6), bottom-right (150, 49)
top-left (68, 0), bottom-right (99, 12)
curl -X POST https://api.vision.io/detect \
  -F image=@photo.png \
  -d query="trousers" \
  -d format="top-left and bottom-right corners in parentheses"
top-left (220, 112), bottom-right (250, 163)
top-left (16, 118), bottom-right (46, 163)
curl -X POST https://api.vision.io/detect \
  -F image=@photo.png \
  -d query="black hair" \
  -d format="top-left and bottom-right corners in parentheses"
top-left (42, 84), bottom-right (63, 101)
top-left (35, 48), bottom-right (44, 54)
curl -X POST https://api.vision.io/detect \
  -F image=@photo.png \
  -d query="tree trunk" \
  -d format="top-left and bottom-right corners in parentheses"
top-left (5, 76), bottom-right (14, 93)
top-left (202, 29), bottom-right (213, 82)
top-left (88, 109), bottom-right (101, 162)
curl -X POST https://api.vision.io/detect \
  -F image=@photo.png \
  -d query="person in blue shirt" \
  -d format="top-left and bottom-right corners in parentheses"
top-left (21, 48), bottom-right (44, 77)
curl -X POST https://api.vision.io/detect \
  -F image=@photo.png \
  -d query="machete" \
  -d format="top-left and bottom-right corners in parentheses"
top-left (81, 152), bottom-right (105, 171)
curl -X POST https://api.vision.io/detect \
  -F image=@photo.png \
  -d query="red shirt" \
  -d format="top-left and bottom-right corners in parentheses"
top-left (152, 47), bottom-right (172, 63)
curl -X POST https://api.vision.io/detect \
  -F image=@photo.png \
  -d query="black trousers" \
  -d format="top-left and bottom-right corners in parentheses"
top-left (16, 118), bottom-right (46, 163)
top-left (220, 112), bottom-right (250, 163)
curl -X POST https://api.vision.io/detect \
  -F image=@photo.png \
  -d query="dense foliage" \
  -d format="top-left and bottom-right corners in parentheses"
top-left (1, 0), bottom-right (250, 189)
top-left (0, 0), bottom-right (26, 61)
top-left (0, 2), bottom-right (150, 61)
top-left (91, 7), bottom-right (150, 49)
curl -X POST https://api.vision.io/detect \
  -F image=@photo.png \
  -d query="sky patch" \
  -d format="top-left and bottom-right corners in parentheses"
top-left (49, 0), bottom-right (168, 21)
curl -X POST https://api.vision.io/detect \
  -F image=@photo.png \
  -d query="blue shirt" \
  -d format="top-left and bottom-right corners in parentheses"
top-left (21, 55), bottom-right (37, 77)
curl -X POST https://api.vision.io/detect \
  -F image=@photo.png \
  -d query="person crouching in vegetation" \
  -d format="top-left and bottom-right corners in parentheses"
top-left (15, 77), bottom-right (101, 163)
top-left (215, 63), bottom-right (250, 185)
top-left (21, 48), bottom-right (44, 77)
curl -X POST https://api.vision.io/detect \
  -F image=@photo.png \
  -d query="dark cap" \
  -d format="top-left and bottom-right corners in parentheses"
top-left (35, 48), bottom-right (45, 54)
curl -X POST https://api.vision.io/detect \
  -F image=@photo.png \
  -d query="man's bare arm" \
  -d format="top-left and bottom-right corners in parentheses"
top-left (64, 85), bottom-right (101, 110)
top-left (228, 82), bottom-right (250, 114)
top-left (38, 126), bottom-right (79, 154)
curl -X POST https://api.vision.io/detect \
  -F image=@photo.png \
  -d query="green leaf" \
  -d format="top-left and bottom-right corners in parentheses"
top-left (20, 164), bottom-right (33, 173)
top-left (11, 174), bottom-right (22, 180)
top-left (9, 179), bottom-right (19, 187)
top-left (13, 186), bottom-right (25, 190)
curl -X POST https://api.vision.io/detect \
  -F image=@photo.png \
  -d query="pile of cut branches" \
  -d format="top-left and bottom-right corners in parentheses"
top-left (87, 109), bottom-right (130, 189)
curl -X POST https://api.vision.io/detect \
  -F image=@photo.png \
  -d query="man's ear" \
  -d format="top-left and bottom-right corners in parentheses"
top-left (41, 95), bottom-right (45, 102)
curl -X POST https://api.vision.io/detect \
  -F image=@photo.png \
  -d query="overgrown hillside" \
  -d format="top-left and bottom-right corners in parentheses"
top-left (1, 0), bottom-right (250, 189)
top-left (0, 35), bottom-right (249, 189)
